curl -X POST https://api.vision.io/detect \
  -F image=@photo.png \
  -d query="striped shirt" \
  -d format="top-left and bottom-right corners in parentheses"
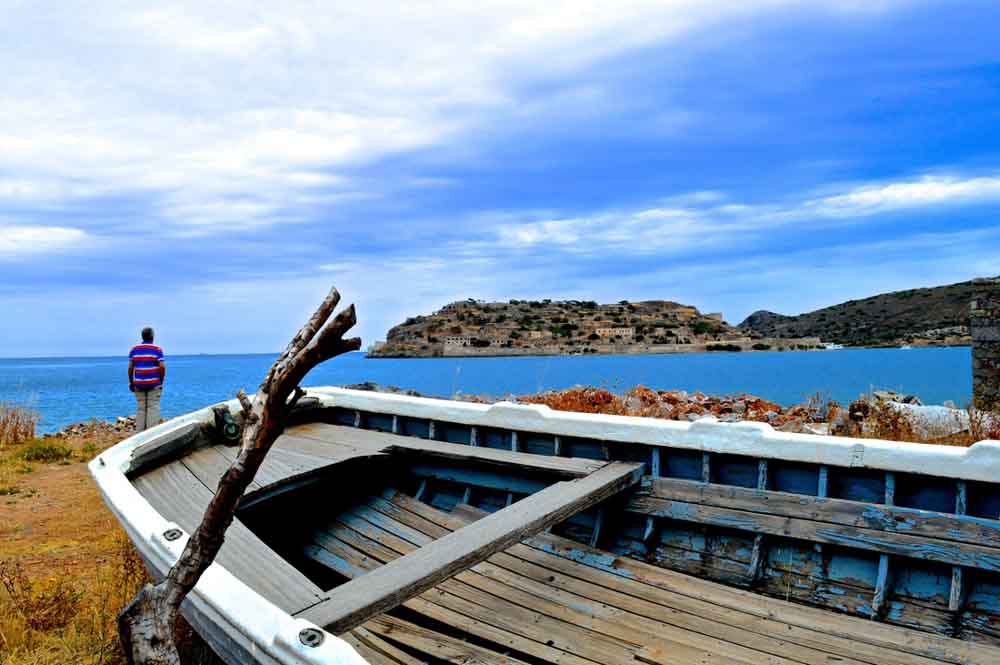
top-left (129, 343), bottom-right (165, 389)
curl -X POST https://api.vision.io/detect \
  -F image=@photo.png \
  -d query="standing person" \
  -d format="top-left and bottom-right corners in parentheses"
top-left (128, 327), bottom-right (166, 431)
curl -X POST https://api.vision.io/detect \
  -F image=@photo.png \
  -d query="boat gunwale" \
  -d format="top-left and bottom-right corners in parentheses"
top-left (307, 386), bottom-right (1000, 484)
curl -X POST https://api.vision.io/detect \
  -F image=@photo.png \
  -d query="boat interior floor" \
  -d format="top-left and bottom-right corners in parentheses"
top-left (129, 427), bottom-right (1000, 665)
top-left (309, 490), bottom-right (997, 665)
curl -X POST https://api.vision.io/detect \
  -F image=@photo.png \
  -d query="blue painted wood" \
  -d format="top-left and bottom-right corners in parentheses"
top-left (469, 426), bottom-right (478, 446)
top-left (873, 473), bottom-right (895, 618)
top-left (770, 461), bottom-right (820, 496)
top-left (561, 436), bottom-right (605, 460)
top-left (391, 415), bottom-right (399, 434)
top-left (399, 417), bottom-right (431, 439)
top-left (590, 508), bottom-right (604, 548)
top-left (520, 433), bottom-right (556, 456)
top-left (478, 427), bottom-right (512, 451)
top-left (951, 480), bottom-right (968, 613)
top-left (409, 464), bottom-right (549, 496)
top-left (436, 422), bottom-right (473, 445)
top-left (414, 478), bottom-right (428, 501)
top-left (701, 452), bottom-right (711, 484)
top-left (747, 460), bottom-right (769, 584)
top-left (663, 449), bottom-right (702, 481)
top-left (364, 412), bottom-right (395, 433)
top-left (552, 435), bottom-right (562, 457)
top-left (829, 468), bottom-right (885, 504)
top-left (650, 448), bottom-right (661, 478)
top-left (967, 480), bottom-right (1000, 520)
top-left (711, 454), bottom-right (758, 488)
top-left (896, 474), bottom-right (957, 514)
top-left (627, 497), bottom-right (1000, 571)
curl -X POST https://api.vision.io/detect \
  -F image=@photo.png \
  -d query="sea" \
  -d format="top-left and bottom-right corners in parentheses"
top-left (0, 347), bottom-right (973, 434)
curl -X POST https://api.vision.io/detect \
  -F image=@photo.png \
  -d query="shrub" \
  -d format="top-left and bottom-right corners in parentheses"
top-left (0, 402), bottom-right (38, 449)
top-left (706, 343), bottom-right (742, 352)
top-left (20, 442), bottom-right (73, 463)
top-left (752, 343), bottom-right (772, 351)
top-left (692, 320), bottom-right (724, 335)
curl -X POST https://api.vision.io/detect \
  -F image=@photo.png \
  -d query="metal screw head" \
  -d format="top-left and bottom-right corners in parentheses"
top-left (163, 528), bottom-right (183, 541)
top-left (298, 628), bottom-right (324, 647)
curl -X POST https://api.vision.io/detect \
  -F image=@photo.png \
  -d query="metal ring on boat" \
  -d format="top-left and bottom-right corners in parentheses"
top-left (298, 627), bottom-right (324, 647)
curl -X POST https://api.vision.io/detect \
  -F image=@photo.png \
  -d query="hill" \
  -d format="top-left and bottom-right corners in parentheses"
top-left (739, 278), bottom-right (987, 346)
top-left (370, 299), bottom-right (821, 357)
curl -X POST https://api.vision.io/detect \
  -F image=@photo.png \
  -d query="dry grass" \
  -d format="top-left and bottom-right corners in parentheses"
top-left (0, 403), bottom-right (38, 450)
top-left (0, 428), bottom-right (222, 665)
top-left (0, 535), bottom-right (146, 663)
top-left (521, 386), bottom-right (999, 447)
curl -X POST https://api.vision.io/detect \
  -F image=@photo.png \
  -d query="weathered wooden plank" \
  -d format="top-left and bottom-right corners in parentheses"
top-left (950, 480), bottom-right (969, 614)
top-left (322, 523), bottom-right (640, 663)
top-left (386, 494), bottom-right (944, 665)
top-left (300, 462), bottom-right (643, 633)
top-left (131, 461), bottom-right (324, 614)
top-left (628, 495), bottom-right (1000, 571)
top-left (351, 503), bottom-right (870, 665)
top-left (287, 422), bottom-right (604, 477)
top-left (127, 421), bottom-right (205, 476)
top-left (872, 473), bottom-right (896, 619)
top-left (640, 477), bottom-right (1000, 550)
top-left (747, 460), bottom-right (769, 584)
top-left (306, 530), bottom-right (617, 664)
top-left (365, 615), bottom-right (531, 665)
top-left (181, 445), bottom-right (261, 494)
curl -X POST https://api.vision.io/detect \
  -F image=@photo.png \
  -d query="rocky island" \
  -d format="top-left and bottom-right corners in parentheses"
top-left (369, 299), bottom-right (822, 358)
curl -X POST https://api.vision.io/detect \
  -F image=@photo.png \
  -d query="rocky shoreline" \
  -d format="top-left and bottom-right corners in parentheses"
top-left (42, 383), bottom-right (997, 445)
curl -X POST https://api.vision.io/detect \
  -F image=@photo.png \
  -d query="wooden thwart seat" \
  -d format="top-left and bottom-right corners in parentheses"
top-left (301, 489), bottom-right (1000, 665)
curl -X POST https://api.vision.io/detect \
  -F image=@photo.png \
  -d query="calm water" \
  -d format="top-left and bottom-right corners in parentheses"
top-left (0, 348), bottom-right (972, 433)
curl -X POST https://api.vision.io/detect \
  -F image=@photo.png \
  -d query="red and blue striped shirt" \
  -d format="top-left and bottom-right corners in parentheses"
top-left (129, 343), bottom-right (164, 389)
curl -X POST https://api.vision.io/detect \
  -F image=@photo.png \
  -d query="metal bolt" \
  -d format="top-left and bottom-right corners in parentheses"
top-left (298, 628), bottom-right (324, 647)
top-left (163, 528), bottom-right (183, 541)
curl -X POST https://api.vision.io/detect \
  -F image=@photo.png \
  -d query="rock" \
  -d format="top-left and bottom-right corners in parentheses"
top-left (778, 421), bottom-right (806, 433)
top-left (732, 401), bottom-right (747, 415)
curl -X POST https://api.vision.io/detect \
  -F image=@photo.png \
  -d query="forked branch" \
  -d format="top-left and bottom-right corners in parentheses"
top-left (118, 287), bottom-right (360, 665)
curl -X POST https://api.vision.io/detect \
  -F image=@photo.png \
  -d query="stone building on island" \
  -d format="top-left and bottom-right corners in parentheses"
top-left (371, 298), bottom-right (826, 358)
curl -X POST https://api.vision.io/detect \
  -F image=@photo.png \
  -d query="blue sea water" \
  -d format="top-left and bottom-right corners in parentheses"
top-left (0, 348), bottom-right (973, 434)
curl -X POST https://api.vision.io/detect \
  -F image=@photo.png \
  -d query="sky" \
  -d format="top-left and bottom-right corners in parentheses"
top-left (1, 0), bottom-right (999, 357)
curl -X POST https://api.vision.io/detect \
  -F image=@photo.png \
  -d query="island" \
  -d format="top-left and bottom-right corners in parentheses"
top-left (369, 299), bottom-right (822, 358)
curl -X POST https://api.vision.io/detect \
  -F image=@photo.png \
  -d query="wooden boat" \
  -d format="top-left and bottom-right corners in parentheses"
top-left (90, 387), bottom-right (1000, 665)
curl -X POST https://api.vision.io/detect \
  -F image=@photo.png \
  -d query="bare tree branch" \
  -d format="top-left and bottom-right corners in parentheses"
top-left (118, 287), bottom-right (359, 665)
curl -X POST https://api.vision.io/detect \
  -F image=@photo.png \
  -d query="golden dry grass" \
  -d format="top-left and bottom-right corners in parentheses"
top-left (0, 403), bottom-right (38, 450)
top-left (0, 427), bottom-right (221, 665)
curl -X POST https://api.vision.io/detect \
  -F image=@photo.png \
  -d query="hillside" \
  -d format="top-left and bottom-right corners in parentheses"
top-left (370, 299), bottom-right (820, 357)
top-left (739, 278), bottom-right (986, 346)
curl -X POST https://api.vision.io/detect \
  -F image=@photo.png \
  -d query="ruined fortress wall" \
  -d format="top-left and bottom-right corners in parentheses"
top-left (972, 278), bottom-right (1000, 410)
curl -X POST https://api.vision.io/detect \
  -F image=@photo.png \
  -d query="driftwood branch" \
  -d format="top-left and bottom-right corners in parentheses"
top-left (118, 287), bottom-right (360, 665)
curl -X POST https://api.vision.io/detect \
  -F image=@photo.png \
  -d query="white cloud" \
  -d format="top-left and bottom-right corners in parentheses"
top-left (0, 226), bottom-right (90, 259)
top-left (484, 171), bottom-right (1000, 255)
top-left (0, 1), bottom-right (904, 232)
top-left (809, 175), bottom-right (1000, 217)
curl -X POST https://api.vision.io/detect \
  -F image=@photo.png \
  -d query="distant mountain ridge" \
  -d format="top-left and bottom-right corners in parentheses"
top-left (738, 278), bottom-right (992, 346)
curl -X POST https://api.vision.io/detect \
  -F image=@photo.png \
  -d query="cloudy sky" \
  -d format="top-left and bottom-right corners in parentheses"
top-left (2, 1), bottom-right (999, 357)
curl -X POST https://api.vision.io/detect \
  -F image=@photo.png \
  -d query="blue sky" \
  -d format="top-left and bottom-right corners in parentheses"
top-left (1, 1), bottom-right (999, 357)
